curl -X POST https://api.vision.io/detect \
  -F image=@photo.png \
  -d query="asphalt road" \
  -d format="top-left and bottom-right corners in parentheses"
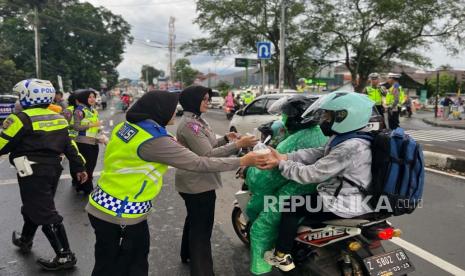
top-left (0, 103), bottom-right (464, 275)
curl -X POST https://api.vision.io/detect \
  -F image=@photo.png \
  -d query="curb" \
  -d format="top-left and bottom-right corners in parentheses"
top-left (423, 151), bottom-right (465, 173)
top-left (422, 118), bottom-right (465, 130)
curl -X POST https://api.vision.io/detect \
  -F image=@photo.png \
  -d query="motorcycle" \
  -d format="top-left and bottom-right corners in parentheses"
top-left (225, 106), bottom-right (236, 120)
top-left (232, 179), bottom-right (415, 276)
top-left (231, 124), bottom-right (415, 276)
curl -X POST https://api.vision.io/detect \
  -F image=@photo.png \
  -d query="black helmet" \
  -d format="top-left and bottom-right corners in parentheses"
top-left (269, 95), bottom-right (317, 132)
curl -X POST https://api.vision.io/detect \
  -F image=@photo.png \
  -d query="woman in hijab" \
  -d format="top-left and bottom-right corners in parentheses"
top-left (86, 90), bottom-right (266, 276)
top-left (175, 86), bottom-right (258, 276)
top-left (72, 89), bottom-right (102, 193)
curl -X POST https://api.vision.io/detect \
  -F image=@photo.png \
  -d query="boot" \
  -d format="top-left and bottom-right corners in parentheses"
top-left (12, 219), bottom-right (38, 253)
top-left (12, 231), bottom-right (33, 253)
top-left (37, 223), bottom-right (77, 271)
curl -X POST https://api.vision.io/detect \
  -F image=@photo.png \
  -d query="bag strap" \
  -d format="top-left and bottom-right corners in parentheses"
top-left (334, 176), bottom-right (369, 198)
top-left (329, 131), bottom-right (374, 149)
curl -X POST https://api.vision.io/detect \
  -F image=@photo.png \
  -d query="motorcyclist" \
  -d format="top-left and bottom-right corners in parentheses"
top-left (245, 95), bottom-right (328, 274)
top-left (260, 92), bottom-right (375, 272)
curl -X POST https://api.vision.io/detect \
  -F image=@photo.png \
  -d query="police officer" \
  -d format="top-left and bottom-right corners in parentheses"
top-left (386, 73), bottom-right (406, 129)
top-left (242, 90), bottom-right (255, 105)
top-left (363, 73), bottom-right (386, 117)
top-left (0, 79), bottom-right (87, 270)
top-left (72, 89), bottom-right (102, 193)
top-left (86, 90), bottom-right (266, 276)
top-left (296, 78), bottom-right (307, 93)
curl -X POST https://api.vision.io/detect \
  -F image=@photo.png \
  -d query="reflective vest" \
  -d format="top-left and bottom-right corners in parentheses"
top-left (66, 106), bottom-right (78, 139)
top-left (365, 86), bottom-right (383, 105)
top-left (89, 120), bottom-right (169, 218)
top-left (76, 105), bottom-right (99, 139)
top-left (386, 85), bottom-right (406, 107)
top-left (243, 93), bottom-right (254, 105)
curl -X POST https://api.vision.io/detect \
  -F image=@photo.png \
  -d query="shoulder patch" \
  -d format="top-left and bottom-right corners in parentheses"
top-left (187, 122), bottom-right (202, 135)
top-left (2, 117), bottom-right (14, 130)
top-left (116, 122), bottom-right (139, 143)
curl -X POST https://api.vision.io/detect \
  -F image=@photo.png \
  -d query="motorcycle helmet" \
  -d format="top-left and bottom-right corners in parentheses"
top-left (13, 79), bottom-right (56, 108)
top-left (301, 92), bottom-right (374, 136)
top-left (268, 95), bottom-right (318, 132)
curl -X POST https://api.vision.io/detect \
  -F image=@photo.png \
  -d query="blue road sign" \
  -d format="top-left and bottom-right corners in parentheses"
top-left (257, 42), bottom-right (271, 59)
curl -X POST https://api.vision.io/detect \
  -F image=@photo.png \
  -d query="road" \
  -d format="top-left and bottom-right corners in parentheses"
top-left (0, 103), bottom-right (464, 275)
top-left (399, 112), bottom-right (465, 158)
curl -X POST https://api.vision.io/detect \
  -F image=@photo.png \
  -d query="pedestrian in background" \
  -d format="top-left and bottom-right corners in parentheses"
top-left (176, 86), bottom-right (258, 276)
top-left (53, 91), bottom-right (67, 110)
top-left (442, 95), bottom-right (453, 120)
top-left (72, 89), bottom-right (102, 193)
top-left (100, 92), bottom-right (108, 110)
top-left (1, 79), bottom-right (87, 271)
top-left (86, 90), bottom-right (265, 276)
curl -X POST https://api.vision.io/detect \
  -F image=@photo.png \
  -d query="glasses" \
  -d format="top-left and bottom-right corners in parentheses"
top-left (202, 96), bottom-right (210, 102)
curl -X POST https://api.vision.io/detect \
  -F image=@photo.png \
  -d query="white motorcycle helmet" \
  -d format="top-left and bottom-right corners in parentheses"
top-left (13, 79), bottom-right (56, 108)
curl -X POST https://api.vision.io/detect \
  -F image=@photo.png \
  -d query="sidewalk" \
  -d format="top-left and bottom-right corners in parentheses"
top-left (422, 117), bottom-right (465, 130)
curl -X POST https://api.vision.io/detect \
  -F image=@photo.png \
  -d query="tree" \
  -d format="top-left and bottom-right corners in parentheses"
top-left (216, 80), bottom-right (232, 97)
top-left (305, 0), bottom-right (465, 92)
top-left (0, 0), bottom-right (132, 90)
top-left (183, 0), bottom-right (335, 88)
top-left (428, 73), bottom-right (458, 97)
top-left (174, 58), bottom-right (200, 87)
top-left (140, 65), bottom-right (162, 85)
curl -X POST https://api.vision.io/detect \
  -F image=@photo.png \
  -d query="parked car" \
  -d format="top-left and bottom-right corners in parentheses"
top-left (209, 89), bottom-right (224, 109)
top-left (0, 94), bottom-right (18, 122)
top-left (229, 94), bottom-right (317, 134)
top-left (229, 92), bottom-right (384, 135)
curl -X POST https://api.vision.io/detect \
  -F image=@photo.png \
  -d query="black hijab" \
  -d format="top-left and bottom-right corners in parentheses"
top-left (74, 89), bottom-right (97, 107)
top-left (179, 85), bottom-right (212, 116)
top-left (126, 90), bottom-right (179, 127)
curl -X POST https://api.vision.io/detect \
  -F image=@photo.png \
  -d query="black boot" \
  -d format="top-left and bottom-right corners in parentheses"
top-left (12, 231), bottom-right (33, 253)
top-left (12, 219), bottom-right (38, 253)
top-left (37, 223), bottom-right (77, 271)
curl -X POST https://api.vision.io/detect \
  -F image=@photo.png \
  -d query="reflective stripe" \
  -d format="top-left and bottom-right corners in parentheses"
top-left (31, 119), bottom-right (68, 131)
top-left (91, 187), bottom-right (152, 215)
top-left (29, 114), bottom-right (63, 122)
top-left (71, 140), bottom-right (86, 165)
top-left (0, 136), bottom-right (9, 149)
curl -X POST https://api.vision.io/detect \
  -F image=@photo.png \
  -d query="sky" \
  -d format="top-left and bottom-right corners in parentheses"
top-left (84, 0), bottom-right (465, 80)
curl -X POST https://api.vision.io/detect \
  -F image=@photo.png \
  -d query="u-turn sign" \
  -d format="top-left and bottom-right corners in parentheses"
top-left (257, 42), bottom-right (271, 59)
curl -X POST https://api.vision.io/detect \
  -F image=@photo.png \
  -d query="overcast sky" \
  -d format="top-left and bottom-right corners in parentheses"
top-left (84, 0), bottom-right (465, 80)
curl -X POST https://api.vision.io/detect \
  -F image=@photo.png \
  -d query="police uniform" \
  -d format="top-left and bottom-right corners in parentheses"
top-left (72, 102), bottom-right (100, 193)
top-left (364, 85), bottom-right (386, 117)
top-left (0, 79), bottom-right (86, 270)
top-left (386, 83), bottom-right (406, 130)
top-left (86, 90), bottom-right (241, 276)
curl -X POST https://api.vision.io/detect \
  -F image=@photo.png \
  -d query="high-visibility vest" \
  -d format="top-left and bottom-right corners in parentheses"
top-left (65, 106), bottom-right (78, 139)
top-left (386, 85), bottom-right (406, 107)
top-left (75, 105), bottom-right (99, 139)
top-left (88, 120), bottom-right (169, 218)
top-left (365, 86), bottom-right (383, 105)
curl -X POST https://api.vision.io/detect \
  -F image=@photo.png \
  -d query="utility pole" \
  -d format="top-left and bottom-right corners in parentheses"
top-left (278, 0), bottom-right (286, 93)
top-left (168, 17), bottom-right (176, 83)
top-left (435, 70), bottom-right (439, 118)
top-left (34, 6), bottom-right (41, 78)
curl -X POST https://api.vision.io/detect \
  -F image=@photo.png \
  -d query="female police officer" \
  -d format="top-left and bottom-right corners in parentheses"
top-left (85, 90), bottom-right (266, 276)
top-left (0, 79), bottom-right (87, 271)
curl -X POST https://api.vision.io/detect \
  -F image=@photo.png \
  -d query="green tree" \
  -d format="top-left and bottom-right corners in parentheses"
top-left (141, 65), bottom-right (162, 85)
top-left (0, 0), bottom-right (132, 90)
top-left (183, 0), bottom-right (335, 88)
top-left (174, 58), bottom-right (200, 86)
top-left (428, 73), bottom-right (458, 97)
top-left (305, 0), bottom-right (465, 92)
top-left (216, 80), bottom-right (232, 97)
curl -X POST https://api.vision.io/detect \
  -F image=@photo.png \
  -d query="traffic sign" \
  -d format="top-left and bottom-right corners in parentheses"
top-left (235, 58), bottom-right (258, 67)
top-left (257, 42), bottom-right (271, 59)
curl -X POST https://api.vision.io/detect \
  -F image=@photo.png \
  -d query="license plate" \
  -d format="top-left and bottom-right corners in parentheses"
top-left (363, 249), bottom-right (415, 276)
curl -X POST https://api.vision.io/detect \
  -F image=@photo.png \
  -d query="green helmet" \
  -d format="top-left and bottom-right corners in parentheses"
top-left (302, 92), bottom-right (374, 134)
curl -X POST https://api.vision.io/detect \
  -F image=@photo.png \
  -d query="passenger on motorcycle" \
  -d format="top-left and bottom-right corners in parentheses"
top-left (260, 92), bottom-right (375, 272)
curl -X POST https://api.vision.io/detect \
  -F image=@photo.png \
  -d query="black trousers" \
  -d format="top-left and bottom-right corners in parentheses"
top-left (179, 190), bottom-right (216, 276)
top-left (375, 105), bottom-right (384, 118)
top-left (388, 108), bottom-right (400, 130)
top-left (276, 193), bottom-right (342, 254)
top-left (88, 214), bottom-right (150, 276)
top-left (75, 143), bottom-right (99, 193)
top-left (18, 164), bottom-right (63, 225)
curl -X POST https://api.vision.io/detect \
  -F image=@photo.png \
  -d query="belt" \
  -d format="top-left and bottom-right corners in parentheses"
top-left (91, 187), bottom-right (152, 216)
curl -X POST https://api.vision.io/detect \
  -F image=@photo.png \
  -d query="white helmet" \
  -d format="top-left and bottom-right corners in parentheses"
top-left (13, 79), bottom-right (56, 108)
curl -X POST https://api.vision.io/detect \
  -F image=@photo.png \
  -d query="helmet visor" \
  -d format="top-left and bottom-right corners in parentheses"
top-left (267, 96), bottom-right (289, 115)
top-left (300, 95), bottom-right (329, 123)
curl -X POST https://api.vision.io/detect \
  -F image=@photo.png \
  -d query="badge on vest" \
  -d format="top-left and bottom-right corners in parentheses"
top-left (117, 123), bottom-right (138, 143)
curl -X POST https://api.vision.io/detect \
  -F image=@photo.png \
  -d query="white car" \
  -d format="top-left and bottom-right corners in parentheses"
top-left (209, 90), bottom-right (224, 109)
top-left (229, 94), bottom-right (314, 134)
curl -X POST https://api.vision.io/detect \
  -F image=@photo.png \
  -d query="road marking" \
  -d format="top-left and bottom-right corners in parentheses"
top-left (391, 238), bottom-right (465, 275)
top-left (423, 144), bottom-right (434, 147)
top-left (459, 149), bottom-right (465, 153)
top-left (109, 120), bottom-right (114, 127)
top-left (425, 167), bottom-right (465, 181)
top-left (405, 129), bottom-right (465, 142)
